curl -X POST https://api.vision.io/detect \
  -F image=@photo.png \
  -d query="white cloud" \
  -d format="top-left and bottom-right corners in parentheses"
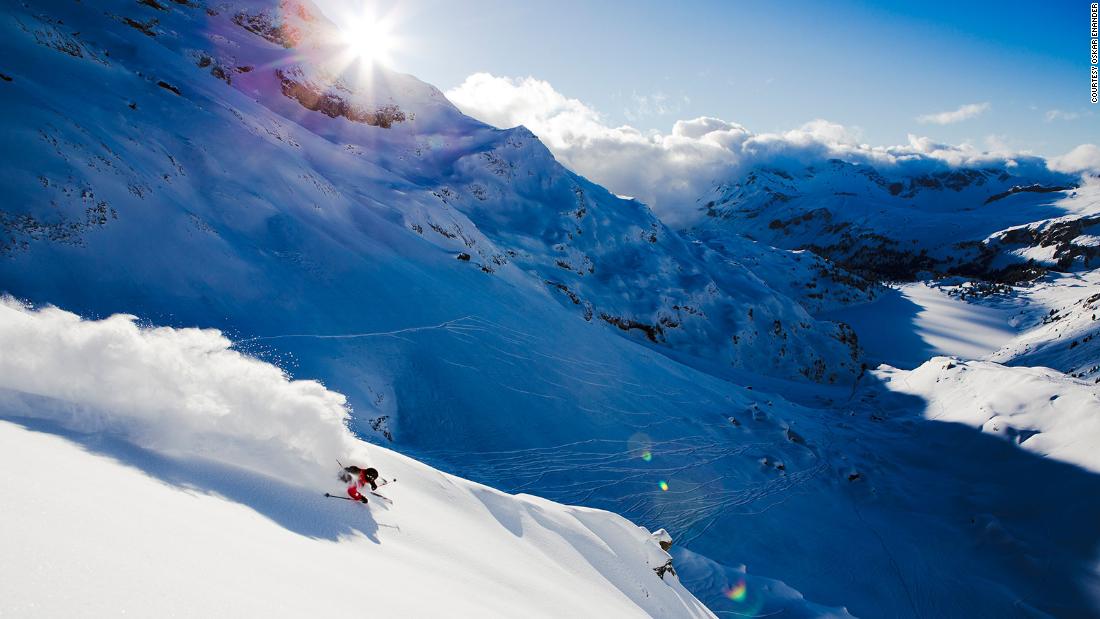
top-left (1045, 109), bottom-right (1082, 122)
top-left (1048, 144), bottom-right (1100, 173)
top-left (0, 299), bottom-right (362, 487)
top-left (916, 102), bottom-right (990, 125)
top-left (445, 74), bottom-right (1073, 226)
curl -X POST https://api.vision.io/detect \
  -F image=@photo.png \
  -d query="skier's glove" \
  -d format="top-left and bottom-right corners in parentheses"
top-left (359, 496), bottom-right (369, 504)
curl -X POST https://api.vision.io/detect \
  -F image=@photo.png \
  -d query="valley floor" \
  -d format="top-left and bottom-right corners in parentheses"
top-left (821, 283), bottom-right (1018, 369)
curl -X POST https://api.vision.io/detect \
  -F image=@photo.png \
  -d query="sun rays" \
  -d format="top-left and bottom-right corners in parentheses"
top-left (337, 8), bottom-right (397, 68)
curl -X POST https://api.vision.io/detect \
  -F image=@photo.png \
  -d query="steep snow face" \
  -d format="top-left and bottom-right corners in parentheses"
top-left (0, 299), bottom-right (717, 618)
top-left (0, 0), bottom-right (857, 383)
top-left (0, 0), bottom-right (867, 612)
top-left (691, 159), bottom-right (1085, 282)
top-left (1, 420), bottom-right (720, 619)
top-left (878, 358), bottom-right (1100, 473)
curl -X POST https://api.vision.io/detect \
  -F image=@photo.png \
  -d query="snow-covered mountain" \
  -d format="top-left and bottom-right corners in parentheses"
top-left (692, 158), bottom-right (1100, 381)
top-left (691, 158), bottom-right (1088, 282)
top-left (0, 0), bottom-right (858, 384)
top-left (3, 1), bottom-right (1100, 617)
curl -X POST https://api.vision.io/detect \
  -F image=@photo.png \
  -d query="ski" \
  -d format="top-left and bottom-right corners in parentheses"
top-left (325, 491), bottom-right (390, 504)
top-left (324, 492), bottom-right (365, 503)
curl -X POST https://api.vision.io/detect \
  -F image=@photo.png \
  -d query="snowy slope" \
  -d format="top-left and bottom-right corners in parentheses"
top-left (989, 270), bottom-right (1100, 381)
top-left (0, 420), bottom-right (713, 618)
top-left (878, 357), bottom-right (1100, 473)
top-left (689, 233), bottom-right (882, 315)
top-left (694, 158), bottom-right (1099, 381)
top-left (0, 298), bottom-right (718, 618)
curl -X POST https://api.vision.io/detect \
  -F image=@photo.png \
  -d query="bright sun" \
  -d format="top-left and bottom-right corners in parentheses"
top-left (339, 13), bottom-right (395, 67)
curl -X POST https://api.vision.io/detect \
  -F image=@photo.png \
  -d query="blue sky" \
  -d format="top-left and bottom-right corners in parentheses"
top-left (320, 0), bottom-right (1095, 156)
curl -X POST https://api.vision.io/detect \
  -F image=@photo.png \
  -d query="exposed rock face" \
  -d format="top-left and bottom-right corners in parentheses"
top-left (984, 183), bottom-right (1077, 205)
top-left (654, 558), bottom-right (677, 580)
top-left (652, 528), bottom-right (674, 552)
top-left (646, 528), bottom-right (677, 580)
top-left (231, 0), bottom-right (316, 48)
top-left (275, 68), bottom-right (408, 127)
top-left (990, 215), bottom-right (1100, 272)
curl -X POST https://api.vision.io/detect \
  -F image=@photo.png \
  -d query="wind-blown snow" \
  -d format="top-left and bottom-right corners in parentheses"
top-left (0, 298), bottom-right (356, 487)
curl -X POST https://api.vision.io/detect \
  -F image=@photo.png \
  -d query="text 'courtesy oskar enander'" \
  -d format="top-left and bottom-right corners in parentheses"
top-left (1092, 3), bottom-right (1099, 103)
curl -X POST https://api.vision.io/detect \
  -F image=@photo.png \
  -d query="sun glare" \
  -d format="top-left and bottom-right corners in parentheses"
top-left (340, 13), bottom-right (395, 67)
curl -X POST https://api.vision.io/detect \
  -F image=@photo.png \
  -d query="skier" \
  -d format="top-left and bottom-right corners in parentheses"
top-left (340, 465), bottom-right (384, 503)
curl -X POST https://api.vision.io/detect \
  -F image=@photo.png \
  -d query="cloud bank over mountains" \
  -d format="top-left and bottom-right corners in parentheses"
top-left (446, 73), bottom-right (1097, 227)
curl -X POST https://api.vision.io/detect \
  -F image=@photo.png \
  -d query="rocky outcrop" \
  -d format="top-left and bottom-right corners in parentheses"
top-left (275, 69), bottom-right (408, 127)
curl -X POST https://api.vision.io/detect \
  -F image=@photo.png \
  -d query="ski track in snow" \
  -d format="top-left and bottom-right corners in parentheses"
top-left (237, 312), bottom-right (839, 557)
top-left (427, 434), bottom-right (832, 550)
top-left (233, 315), bottom-right (482, 345)
top-left (301, 313), bottom-right (840, 546)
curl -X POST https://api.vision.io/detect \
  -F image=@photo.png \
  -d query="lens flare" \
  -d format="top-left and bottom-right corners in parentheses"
top-left (338, 11), bottom-right (395, 67)
top-left (627, 432), bottom-right (653, 462)
top-left (724, 579), bottom-right (747, 602)
top-left (717, 577), bottom-right (764, 615)
top-left (658, 480), bottom-right (669, 491)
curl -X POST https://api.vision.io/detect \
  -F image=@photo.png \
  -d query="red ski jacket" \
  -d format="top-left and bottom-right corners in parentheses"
top-left (346, 468), bottom-right (378, 500)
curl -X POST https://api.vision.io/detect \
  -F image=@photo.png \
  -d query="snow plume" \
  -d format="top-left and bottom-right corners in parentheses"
top-left (446, 73), bottom-right (1082, 227)
top-left (0, 299), bottom-right (362, 487)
